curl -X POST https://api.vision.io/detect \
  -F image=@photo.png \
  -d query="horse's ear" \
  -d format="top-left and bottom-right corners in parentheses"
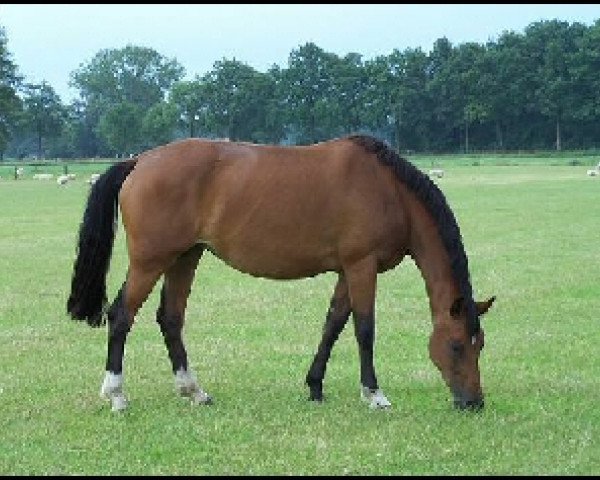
top-left (450, 297), bottom-right (464, 317)
top-left (476, 296), bottom-right (496, 317)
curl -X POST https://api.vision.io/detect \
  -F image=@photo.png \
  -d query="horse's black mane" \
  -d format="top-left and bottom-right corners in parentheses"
top-left (348, 134), bottom-right (479, 335)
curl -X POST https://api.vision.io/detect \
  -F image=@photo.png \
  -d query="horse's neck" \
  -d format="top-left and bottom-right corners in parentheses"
top-left (407, 207), bottom-right (460, 318)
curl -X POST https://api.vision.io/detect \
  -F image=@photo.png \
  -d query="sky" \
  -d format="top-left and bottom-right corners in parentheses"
top-left (1, 4), bottom-right (600, 103)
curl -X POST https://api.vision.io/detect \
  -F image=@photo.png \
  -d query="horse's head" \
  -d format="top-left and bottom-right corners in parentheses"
top-left (428, 295), bottom-right (495, 411)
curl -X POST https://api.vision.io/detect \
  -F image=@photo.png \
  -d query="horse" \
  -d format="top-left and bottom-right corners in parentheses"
top-left (66, 134), bottom-right (495, 412)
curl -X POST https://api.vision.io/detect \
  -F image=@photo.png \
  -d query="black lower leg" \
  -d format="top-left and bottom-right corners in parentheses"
top-left (306, 296), bottom-right (351, 401)
top-left (156, 286), bottom-right (188, 373)
top-left (353, 311), bottom-right (378, 391)
top-left (105, 286), bottom-right (130, 374)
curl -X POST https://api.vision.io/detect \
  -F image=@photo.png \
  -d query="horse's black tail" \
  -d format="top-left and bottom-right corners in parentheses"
top-left (67, 159), bottom-right (137, 327)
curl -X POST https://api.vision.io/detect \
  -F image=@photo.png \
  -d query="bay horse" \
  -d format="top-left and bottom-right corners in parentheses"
top-left (66, 134), bottom-right (495, 412)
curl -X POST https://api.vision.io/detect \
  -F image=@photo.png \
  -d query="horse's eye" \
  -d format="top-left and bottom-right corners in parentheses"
top-left (450, 340), bottom-right (465, 355)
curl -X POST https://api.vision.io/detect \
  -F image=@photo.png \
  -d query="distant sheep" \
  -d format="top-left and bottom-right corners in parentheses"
top-left (57, 174), bottom-right (70, 186)
top-left (15, 167), bottom-right (24, 179)
top-left (587, 169), bottom-right (598, 177)
top-left (33, 173), bottom-right (54, 180)
top-left (88, 173), bottom-right (101, 185)
top-left (428, 168), bottom-right (444, 178)
top-left (67, 173), bottom-right (76, 180)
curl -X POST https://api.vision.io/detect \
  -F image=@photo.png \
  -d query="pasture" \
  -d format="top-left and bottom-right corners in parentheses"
top-left (0, 157), bottom-right (598, 475)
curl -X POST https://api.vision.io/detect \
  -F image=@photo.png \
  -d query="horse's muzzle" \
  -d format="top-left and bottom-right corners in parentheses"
top-left (452, 389), bottom-right (484, 411)
top-left (454, 397), bottom-right (484, 411)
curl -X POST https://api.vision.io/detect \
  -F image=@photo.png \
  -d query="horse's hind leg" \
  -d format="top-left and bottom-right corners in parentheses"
top-left (156, 244), bottom-right (212, 405)
top-left (101, 264), bottom-right (163, 411)
top-left (305, 273), bottom-right (351, 401)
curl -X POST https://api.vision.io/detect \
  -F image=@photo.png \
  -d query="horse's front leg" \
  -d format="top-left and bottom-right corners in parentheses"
top-left (156, 245), bottom-right (212, 405)
top-left (305, 274), bottom-right (351, 401)
top-left (345, 256), bottom-right (391, 409)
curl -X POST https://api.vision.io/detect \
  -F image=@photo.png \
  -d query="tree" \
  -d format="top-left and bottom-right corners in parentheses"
top-left (524, 20), bottom-right (586, 150)
top-left (70, 45), bottom-right (184, 155)
top-left (141, 101), bottom-right (179, 148)
top-left (327, 52), bottom-right (368, 137)
top-left (199, 58), bottom-right (278, 142)
top-left (425, 37), bottom-right (459, 151)
top-left (97, 101), bottom-right (143, 156)
top-left (20, 82), bottom-right (65, 159)
top-left (483, 31), bottom-right (529, 150)
top-left (279, 42), bottom-right (339, 144)
top-left (386, 47), bottom-right (431, 151)
top-left (361, 55), bottom-right (396, 144)
top-left (169, 79), bottom-right (209, 138)
top-left (0, 25), bottom-right (22, 159)
top-left (226, 67), bottom-right (279, 142)
top-left (71, 45), bottom-right (184, 108)
top-left (448, 42), bottom-right (489, 153)
top-left (568, 19), bottom-right (600, 148)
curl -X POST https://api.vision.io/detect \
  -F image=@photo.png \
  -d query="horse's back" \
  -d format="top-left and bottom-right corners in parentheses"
top-left (119, 138), bottom-right (409, 278)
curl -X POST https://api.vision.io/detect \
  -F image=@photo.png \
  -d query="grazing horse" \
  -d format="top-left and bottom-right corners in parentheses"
top-left (67, 134), bottom-right (495, 412)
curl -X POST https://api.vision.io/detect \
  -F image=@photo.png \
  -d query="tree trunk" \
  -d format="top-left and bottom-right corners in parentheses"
top-left (555, 116), bottom-right (561, 151)
top-left (465, 120), bottom-right (469, 154)
top-left (496, 121), bottom-right (503, 150)
top-left (37, 131), bottom-right (43, 160)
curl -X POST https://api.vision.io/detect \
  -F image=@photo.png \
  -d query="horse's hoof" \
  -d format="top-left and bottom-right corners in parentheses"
top-left (361, 387), bottom-right (391, 409)
top-left (307, 384), bottom-right (324, 402)
top-left (110, 394), bottom-right (128, 412)
top-left (191, 391), bottom-right (213, 405)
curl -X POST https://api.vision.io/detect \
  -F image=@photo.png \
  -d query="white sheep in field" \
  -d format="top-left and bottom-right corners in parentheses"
top-left (88, 173), bottom-right (101, 185)
top-left (587, 169), bottom-right (598, 176)
top-left (16, 167), bottom-right (24, 179)
top-left (428, 168), bottom-right (444, 178)
top-left (57, 174), bottom-right (70, 186)
top-left (67, 173), bottom-right (76, 180)
top-left (33, 173), bottom-right (54, 180)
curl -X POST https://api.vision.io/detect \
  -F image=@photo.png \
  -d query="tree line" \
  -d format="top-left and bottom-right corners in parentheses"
top-left (1, 18), bottom-right (600, 160)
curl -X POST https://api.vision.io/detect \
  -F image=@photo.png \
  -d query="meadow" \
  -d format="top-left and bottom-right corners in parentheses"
top-left (0, 155), bottom-right (598, 475)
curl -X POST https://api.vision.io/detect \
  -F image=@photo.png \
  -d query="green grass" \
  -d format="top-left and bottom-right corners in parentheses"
top-left (0, 161), bottom-right (599, 474)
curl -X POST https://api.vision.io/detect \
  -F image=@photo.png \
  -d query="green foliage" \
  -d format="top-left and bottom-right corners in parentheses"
top-left (69, 45), bottom-right (185, 156)
top-left (169, 80), bottom-right (208, 137)
top-left (4, 19), bottom-right (600, 157)
top-left (279, 42), bottom-right (341, 144)
top-left (97, 101), bottom-right (143, 156)
top-left (19, 82), bottom-right (66, 158)
top-left (0, 25), bottom-right (22, 157)
top-left (198, 58), bottom-right (279, 142)
top-left (70, 44), bottom-right (184, 109)
top-left (141, 101), bottom-right (179, 148)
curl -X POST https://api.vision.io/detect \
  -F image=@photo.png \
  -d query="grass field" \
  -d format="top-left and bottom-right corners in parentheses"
top-left (0, 158), bottom-right (598, 474)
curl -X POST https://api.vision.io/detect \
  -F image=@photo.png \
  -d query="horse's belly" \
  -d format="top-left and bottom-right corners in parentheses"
top-left (204, 238), bottom-right (339, 280)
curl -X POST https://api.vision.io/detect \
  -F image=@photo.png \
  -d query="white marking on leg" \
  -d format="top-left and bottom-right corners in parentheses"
top-left (100, 371), bottom-right (128, 412)
top-left (360, 386), bottom-right (392, 409)
top-left (174, 368), bottom-right (212, 405)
